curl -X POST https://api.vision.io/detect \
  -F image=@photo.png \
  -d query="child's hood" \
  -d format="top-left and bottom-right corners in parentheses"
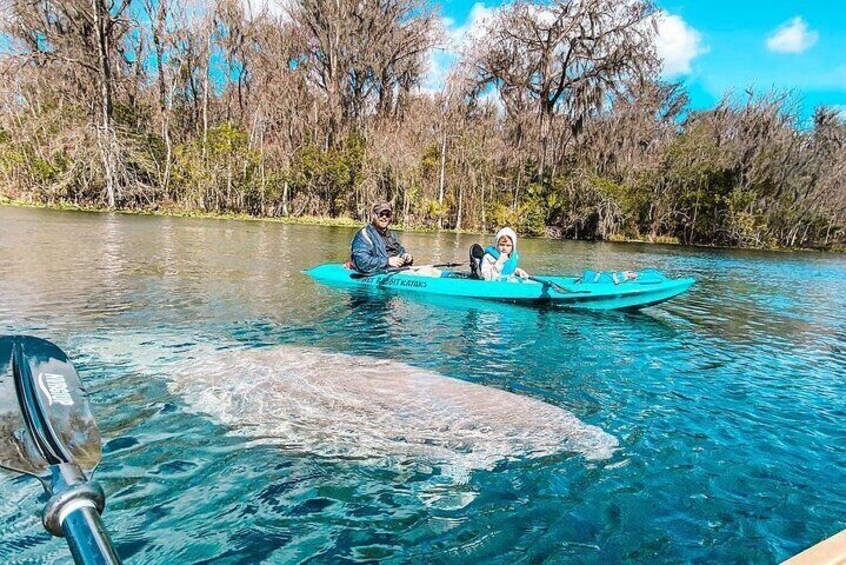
top-left (493, 227), bottom-right (518, 249)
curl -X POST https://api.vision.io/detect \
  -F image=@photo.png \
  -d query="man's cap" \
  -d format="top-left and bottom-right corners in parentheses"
top-left (372, 201), bottom-right (393, 214)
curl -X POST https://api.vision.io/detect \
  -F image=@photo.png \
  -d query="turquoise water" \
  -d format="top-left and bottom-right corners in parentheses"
top-left (1, 206), bottom-right (845, 563)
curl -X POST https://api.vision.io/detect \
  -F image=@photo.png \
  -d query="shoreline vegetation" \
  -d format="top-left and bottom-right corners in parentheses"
top-left (1, 0), bottom-right (844, 252)
top-left (4, 198), bottom-right (842, 254)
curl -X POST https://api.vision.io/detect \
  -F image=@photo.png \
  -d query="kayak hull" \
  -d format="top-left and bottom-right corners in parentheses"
top-left (305, 264), bottom-right (695, 311)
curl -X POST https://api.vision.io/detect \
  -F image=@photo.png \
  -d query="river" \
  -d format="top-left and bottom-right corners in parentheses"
top-left (1, 206), bottom-right (844, 563)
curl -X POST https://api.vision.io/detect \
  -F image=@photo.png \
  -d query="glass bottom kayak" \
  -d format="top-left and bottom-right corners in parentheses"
top-left (305, 264), bottom-right (695, 311)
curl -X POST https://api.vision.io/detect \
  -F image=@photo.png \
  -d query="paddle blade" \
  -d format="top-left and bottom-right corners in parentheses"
top-left (0, 336), bottom-right (101, 479)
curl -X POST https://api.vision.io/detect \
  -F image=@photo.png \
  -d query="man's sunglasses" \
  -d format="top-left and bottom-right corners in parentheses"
top-left (378, 211), bottom-right (393, 218)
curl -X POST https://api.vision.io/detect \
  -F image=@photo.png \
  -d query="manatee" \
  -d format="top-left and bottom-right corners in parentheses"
top-left (81, 335), bottom-right (618, 476)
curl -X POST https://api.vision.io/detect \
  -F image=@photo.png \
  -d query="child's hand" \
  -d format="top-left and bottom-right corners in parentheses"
top-left (515, 268), bottom-right (529, 279)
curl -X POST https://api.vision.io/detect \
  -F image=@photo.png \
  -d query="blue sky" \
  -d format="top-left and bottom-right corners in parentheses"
top-left (433, 0), bottom-right (846, 118)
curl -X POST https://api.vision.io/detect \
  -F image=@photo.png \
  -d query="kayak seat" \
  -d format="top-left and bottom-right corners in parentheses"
top-left (469, 244), bottom-right (485, 279)
top-left (598, 272), bottom-right (619, 284)
top-left (578, 270), bottom-right (632, 285)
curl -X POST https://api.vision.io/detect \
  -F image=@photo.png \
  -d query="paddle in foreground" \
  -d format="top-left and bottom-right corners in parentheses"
top-left (0, 335), bottom-right (121, 565)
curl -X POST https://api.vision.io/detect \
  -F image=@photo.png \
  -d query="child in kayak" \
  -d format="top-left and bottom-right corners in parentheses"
top-left (473, 227), bottom-right (529, 281)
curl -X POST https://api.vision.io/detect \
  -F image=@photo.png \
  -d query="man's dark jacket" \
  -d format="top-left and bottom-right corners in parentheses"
top-left (350, 223), bottom-right (406, 274)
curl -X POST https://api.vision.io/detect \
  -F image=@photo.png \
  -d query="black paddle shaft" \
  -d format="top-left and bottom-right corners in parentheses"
top-left (527, 276), bottom-right (591, 295)
top-left (350, 262), bottom-right (465, 279)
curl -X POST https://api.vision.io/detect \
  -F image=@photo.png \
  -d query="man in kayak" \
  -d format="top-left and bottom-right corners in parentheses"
top-left (349, 201), bottom-right (414, 274)
top-left (471, 227), bottom-right (529, 281)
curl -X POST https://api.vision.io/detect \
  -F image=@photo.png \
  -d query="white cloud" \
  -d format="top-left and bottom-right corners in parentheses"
top-left (766, 17), bottom-right (818, 54)
top-left (424, 2), bottom-right (496, 92)
top-left (448, 2), bottom-right (496, 47)
top-left (241, 0), bottom-right (292, 21)
top-left (423, 49), bottom-right (455, 93)
top-left (654, 12), bottom-right (707, 77)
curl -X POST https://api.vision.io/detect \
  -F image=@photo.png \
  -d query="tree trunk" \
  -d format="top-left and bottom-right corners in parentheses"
top-left (152, 5), bottom-right (173, 198)
top-left (93, 0), bottom-right (116, 207)
top-left (480, 181), bottom-right (486, 232)
top-left (202, 20), bottom-right (212, 161)
top-left (404, 174), bottom-right (411, 228)
top-left (514, 168), bottom-right (522, 211)
top-left (162, 67), bottom-right (173, 196)
top-left (538, 107), bottom-right (552, 180)
top-left (689, 190), bottom-right (701, 245)
top-left (456, 183), bottom-right (463, 231)
top-left (437, 131), bottom-right (447, 229)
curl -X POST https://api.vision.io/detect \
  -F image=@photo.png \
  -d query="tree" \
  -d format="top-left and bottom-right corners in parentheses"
top-left (468, 0), bottom-right (658, 177)
top-left (292, 0), bottom-right (438, 145)
top-left (3, 0), bottom-right (136, 205)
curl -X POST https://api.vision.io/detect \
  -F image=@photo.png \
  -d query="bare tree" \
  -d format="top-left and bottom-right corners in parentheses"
top-left (3, 0), bottom-right (136, 205)
top-left (469, 0), bottom-right (658, 177)
top-left (292, 0), bottom-right (437, 144)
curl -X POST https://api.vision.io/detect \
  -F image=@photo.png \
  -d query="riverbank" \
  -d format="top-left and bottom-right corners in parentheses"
top-left (2, 197), bottom-right (842, 253)
top-left (0, 196), bottom-right (363, 229)
top-left (0, 197), bottom-right (479, 236)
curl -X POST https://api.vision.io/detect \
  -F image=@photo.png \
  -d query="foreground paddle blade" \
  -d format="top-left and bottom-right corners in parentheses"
top-left (0, 336), bottom-right (101, 479)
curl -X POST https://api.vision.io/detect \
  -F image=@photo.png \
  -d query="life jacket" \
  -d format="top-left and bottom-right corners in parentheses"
top-left (470, 227), bottom-right (520, 279)
top-left (484, 246), bottom-right (520, 276)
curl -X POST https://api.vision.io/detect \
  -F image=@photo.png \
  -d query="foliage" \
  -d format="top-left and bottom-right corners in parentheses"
top-left (0, 0), bottom-right (843, 249)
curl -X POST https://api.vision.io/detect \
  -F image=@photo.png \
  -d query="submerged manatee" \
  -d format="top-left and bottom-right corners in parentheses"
top-left (82, 336), bottom-right (618, 474)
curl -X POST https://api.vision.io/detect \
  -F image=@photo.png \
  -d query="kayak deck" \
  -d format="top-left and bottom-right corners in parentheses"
top-left (305, 264), bottom-right (695, 311)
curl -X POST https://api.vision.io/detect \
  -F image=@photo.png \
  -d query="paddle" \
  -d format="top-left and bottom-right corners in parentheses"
top-left (527, 275), bottom-right (589, 294)
top-left (350, 262), bottom-right (465, 279)
top-left (0, 335), bottom-right (121, 565)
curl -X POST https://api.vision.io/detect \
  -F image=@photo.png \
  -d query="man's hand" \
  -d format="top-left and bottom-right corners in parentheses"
top-left (400, 252), bottom-right (413, 266)
top-left (388, 256), bottom-right (405, 268)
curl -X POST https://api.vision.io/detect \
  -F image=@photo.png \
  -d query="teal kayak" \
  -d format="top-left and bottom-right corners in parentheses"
top-left (305, 264), bottom-right (695, 311)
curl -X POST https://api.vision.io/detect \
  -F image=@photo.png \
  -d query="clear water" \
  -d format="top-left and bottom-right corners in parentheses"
top-left (1, 206), bottom-right (845, 564)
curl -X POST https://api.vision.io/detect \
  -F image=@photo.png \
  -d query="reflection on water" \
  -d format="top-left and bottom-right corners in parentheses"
top-left (1, 206), bottom-right (846, 564)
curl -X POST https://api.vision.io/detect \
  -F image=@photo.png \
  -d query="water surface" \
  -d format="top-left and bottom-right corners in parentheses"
top-left (1, 206), bottom-right (845, 563)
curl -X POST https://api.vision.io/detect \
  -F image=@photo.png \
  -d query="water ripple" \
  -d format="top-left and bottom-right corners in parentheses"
top-left (2, 207), bottom-right (846, 563)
